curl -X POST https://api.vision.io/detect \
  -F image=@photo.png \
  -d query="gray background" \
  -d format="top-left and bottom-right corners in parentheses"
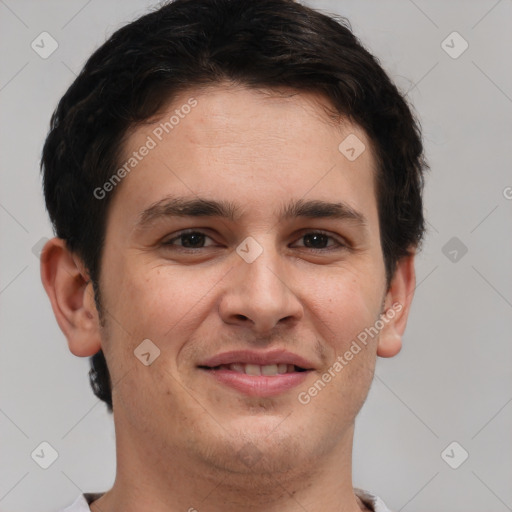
top-left (0, 0), bottom-right (511, 511)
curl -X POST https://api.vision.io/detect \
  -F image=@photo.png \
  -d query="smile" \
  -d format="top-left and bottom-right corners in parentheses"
top-left (198, 364), bottom-right (312, 397)
top-left (205, 363), bottom-right (307, 376)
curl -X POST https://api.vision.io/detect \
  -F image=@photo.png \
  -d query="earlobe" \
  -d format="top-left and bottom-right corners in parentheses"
top-left (40, 238), bottom-right (102, 357)
top-left (376, 330), bottom-right (402, 358)
top-left (377, 251), bottom-right (416, 358)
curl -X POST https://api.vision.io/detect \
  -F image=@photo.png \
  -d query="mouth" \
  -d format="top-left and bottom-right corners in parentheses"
top-left (198, 363), bottom-right (309, 376)
top-left (198, 365), bottom-right (312, 397)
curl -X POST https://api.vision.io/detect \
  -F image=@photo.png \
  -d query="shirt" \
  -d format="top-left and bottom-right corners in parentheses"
top-left (58, 488), bottom-right (393, 511)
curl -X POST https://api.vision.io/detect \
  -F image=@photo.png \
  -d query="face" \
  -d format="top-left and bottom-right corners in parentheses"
top-left (90, 84), bottom-right (402, 479)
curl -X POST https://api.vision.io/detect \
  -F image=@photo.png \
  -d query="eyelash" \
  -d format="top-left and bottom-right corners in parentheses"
top-left (162, 229), bottom-right (348, 253)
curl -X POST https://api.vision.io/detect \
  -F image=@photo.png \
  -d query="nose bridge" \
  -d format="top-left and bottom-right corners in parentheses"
top-left (219, 234), bottom-right (302, 332)
top-left (237, 234), bottom-right (288, 299)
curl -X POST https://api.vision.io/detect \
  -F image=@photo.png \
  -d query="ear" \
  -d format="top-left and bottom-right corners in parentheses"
top-left (377, 250), bottom-right (416, 358)
top-left (40, 237), bottom-right (102, 357)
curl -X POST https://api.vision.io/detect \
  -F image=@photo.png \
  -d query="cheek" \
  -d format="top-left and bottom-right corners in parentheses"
top-left (118, 274), bottom-right (184, 340)
top-left (302, 265), bottom-right (383, 349)
top-left (107, 260), bottom-right (224, 343)
top-left (302, 272), bottom-right (379, 410)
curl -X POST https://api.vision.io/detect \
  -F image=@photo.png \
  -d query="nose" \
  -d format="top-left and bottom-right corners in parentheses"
top-left (218, 241), bottom-right (304, 335)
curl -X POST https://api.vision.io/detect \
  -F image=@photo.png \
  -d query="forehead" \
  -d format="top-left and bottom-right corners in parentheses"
top-left (106, 84), bottom-right (379, 235)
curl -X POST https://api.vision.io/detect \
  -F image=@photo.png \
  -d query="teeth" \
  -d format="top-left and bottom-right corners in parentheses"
top-left (245, 364), bottom-right (261, 376)
top-left (278, 363), bottom-right (288, 374)
top-left (230, 363), bottom-right (245, 373)
top-left (221, 363), bottom-right (301, 375)
top-left (261, 364), bottom-right (279, 376)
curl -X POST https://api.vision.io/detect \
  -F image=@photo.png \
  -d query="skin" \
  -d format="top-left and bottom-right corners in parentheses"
top-left (41, 83), bottom-right (416, 512)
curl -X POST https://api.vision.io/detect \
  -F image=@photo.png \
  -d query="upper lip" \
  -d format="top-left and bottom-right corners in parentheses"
top-left (198, 349), bottom-right (316, 370)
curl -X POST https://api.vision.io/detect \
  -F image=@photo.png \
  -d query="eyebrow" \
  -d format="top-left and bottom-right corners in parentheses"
top-left (135, 196), bottom-right (368, 231)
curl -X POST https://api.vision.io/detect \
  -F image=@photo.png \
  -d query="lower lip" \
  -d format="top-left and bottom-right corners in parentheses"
top-left (200, 368), bottom-right (311, 397)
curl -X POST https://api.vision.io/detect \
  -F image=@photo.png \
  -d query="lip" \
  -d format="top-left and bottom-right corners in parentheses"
top-left (201, 368), bottom-right (311, 397)
top-left (197, 349), bottom-right (316, 397)
top-left (198, 349), bottom-right (316, 370)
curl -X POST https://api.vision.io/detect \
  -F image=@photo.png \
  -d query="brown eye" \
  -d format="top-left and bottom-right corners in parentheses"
top-left (292, 231), bottom-right (345, 251)
top-left (303, 232), bottom-right (330, 249)
top-left (163, 230), bottom-right (215, 249)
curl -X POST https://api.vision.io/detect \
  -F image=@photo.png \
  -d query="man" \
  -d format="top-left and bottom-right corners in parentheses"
top-left (40, 0), bottom-right (427, 510)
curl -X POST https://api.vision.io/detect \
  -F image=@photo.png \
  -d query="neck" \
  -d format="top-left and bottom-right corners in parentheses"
top-left (91, 417), bottom-right (368, 512)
